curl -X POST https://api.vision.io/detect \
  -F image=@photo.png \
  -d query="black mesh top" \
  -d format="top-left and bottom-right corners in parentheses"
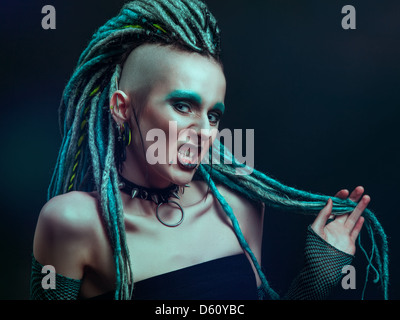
top-left (90, 254), bottom-right (258, 300)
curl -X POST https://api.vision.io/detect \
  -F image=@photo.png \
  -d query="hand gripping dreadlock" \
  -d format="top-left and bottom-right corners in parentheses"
top-left (31, 0), bottom-right (389, 300)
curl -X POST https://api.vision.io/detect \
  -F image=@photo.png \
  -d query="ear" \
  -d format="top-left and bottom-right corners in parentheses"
top-left (110, 90), bottom-right (131, 123)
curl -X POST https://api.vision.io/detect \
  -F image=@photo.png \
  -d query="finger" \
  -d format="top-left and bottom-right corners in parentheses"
top-left (334, 189), bottom-right (349, 199)
top-left (344, 195), bottom-right (370, 231)
top-left (333, 212), bottom-right (348, 224)
top-left (333, 188), bottom-right (355, 224)
top-left (349, 186), bottom-right (364, 203)
top-left (331, 189), bottom-right (349, 223)
top-left (350, 216), bottom-right (365, 243)
top-left (311, 198), bottom-right (333, 233)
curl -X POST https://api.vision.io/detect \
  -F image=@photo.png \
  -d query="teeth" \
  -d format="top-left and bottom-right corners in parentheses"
top-left (177, 144), bottom-right (200, 170)
top-left (178, 148), bottom-right (193, 158)
top-left (178, 145), bottom-right (200, 158)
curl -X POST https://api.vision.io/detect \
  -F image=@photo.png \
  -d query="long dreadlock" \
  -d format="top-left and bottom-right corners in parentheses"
top-left (48, 0), bottom-right (389, 300)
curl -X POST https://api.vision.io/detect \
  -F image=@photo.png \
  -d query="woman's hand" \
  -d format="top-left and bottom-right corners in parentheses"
top-left (311, 186), bottom-right (369, 256)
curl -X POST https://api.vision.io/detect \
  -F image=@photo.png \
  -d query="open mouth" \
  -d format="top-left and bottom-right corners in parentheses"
top-left (177, 143), bottom-right (201, 170)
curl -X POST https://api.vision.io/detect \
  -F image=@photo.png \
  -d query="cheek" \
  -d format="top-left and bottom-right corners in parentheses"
top-left (134, 106), bottom-right (170, 140)
top-left (132, 108), bottom-right (183, 162)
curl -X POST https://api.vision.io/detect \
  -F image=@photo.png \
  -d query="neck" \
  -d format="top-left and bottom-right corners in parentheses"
top-left (118, 173), bottom-right (186, 228)
top-left (120, 149), bottom-right (172, 189)
top-left (118, 173), bottom-right (180, 205)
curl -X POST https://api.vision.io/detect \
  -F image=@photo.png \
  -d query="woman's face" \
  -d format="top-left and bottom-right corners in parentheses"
top-left (118, 44), bottom-right (226, 188)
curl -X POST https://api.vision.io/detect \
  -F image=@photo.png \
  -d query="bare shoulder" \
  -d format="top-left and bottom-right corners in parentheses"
top-left (33, 191), bottom-right (102, 279)
top-left (214, 183), bottom-right (265, 239)
top-left (35, 191), bottom-right (100, 241)
top-left (215, 183), bottom-right (264, 221)
top-left (38, 191), bottom-right (100, 227)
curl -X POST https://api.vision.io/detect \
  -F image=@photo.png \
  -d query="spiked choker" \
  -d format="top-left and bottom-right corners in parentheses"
top-left (118, 174), bottom-right (185, 227)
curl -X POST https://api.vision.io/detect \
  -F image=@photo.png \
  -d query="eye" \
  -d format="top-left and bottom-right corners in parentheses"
top-left (172, 102), bottom-right (191, 113)
top-left (208, 111), bottom-right (221, 125)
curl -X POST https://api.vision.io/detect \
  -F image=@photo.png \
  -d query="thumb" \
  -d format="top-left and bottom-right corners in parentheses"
top-left (311, 198), bottom-right (333, 234)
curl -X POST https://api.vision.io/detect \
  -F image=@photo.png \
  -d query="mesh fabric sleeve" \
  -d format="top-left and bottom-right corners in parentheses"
top-left (283, 225), bottom-right (354, 300)
top-left (30, 255), bottom-right (82, 300)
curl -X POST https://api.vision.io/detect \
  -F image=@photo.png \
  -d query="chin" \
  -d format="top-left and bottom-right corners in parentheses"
top-left (146, 147), bottom-right (207, 187)
top-left (167, 163), bottom-right (197, 186)
top-left (143, 163), bottom-right (195, 188)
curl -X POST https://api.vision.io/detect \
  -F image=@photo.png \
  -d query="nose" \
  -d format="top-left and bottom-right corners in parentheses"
top-left (179, 114), bottom-right (215, 147)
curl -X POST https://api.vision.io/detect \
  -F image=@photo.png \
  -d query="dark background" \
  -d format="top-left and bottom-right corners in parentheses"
top-left (0, 0), bottom-right (399, 300)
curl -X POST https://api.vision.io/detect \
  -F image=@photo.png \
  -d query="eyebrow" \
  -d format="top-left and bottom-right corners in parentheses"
top-left (212, 102), bottom-right (225, 114)
top-left (165, 90), bottom-right (225, 113)
top-left (165, 90), bottom-right (202, 104)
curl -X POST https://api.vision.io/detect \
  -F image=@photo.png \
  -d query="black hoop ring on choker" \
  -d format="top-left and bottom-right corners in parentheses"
top-left (156, 200), bottom-right (184, 227)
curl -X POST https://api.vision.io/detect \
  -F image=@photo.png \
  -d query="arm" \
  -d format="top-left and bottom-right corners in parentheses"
top-left (31, 192), bottom-right (93, 300)
top-left (283, 225), bottom-right (354, 300)
top-left (283, 187), bottom-right (368, 300)
top-left (30, 256), bottom-right (82, 300)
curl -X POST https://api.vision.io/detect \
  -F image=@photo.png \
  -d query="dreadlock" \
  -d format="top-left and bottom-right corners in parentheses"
top-left (48, 0), bottom-right (221, 300)
top-left (48, 0), bottom-right (389, 300)
top-left (200, 140), bottom-right (389, 299)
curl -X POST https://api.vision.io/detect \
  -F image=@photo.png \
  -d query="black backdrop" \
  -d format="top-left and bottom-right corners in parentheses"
top-left (0, 0), bottom-right (399, 300)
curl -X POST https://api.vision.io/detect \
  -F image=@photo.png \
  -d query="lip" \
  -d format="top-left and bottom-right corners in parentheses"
top-left (177, 143), bottom-right (202, 170)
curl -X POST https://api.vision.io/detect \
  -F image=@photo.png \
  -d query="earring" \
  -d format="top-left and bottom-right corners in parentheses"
top-left (122, 122), bottom-right (131, 147)
top-left (117, 122), bottom-right (132, 162)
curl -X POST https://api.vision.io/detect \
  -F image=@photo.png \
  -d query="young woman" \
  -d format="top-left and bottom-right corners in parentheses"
top-left (30, 0), bottom-right (388, 300)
